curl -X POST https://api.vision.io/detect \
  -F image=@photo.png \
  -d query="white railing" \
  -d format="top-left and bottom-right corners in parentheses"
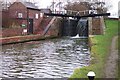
top-left (52, 10), bottom-right (92, 16)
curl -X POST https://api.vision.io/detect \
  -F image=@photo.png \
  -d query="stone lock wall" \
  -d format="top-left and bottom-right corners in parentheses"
top-left (88, 17), bottom-right (105, 35)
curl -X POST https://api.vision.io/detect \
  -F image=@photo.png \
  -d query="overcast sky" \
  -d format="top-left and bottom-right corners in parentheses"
top-left (107, 0), bottom-right (120, 18)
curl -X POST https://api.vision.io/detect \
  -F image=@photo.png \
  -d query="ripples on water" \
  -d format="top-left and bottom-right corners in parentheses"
top-left (0, 38), bottom-right (90, 78)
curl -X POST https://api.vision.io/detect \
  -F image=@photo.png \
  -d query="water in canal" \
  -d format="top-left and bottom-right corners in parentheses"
top-left (0, 38), bottom-right (90, 78)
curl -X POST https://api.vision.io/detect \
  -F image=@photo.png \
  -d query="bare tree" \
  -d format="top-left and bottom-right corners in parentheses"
top-left (0, 0), bottom-right (12, 10)
top-left (65, 1), bottom-right (90, 11)
top-left (64, 0), bottom-right (109, 14)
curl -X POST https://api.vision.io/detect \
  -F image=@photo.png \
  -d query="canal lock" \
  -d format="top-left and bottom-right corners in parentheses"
top-left (1, 18), bottom-right (90, 78)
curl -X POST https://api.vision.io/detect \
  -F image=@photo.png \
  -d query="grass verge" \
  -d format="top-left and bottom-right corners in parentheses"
top-left (70, 19), bottom-right (118, 78)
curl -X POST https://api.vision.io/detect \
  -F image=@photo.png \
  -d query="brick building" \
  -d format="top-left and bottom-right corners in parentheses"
top-left (2, 1), bottom-right (44, 35)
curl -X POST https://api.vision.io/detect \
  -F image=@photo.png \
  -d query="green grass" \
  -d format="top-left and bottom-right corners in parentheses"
top-left (70, 19), bottom-right (119, 78)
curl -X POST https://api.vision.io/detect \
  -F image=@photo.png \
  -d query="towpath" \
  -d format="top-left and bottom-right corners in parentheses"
top-left (105, 36), bottom-right (118, 78)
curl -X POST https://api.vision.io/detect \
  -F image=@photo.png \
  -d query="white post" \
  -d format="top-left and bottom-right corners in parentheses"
top-left (87, 71), bottom-right (95, 80)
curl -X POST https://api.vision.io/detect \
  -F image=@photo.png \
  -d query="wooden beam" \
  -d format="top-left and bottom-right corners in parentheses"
top-left (44, 13), bottom-right (110, 18)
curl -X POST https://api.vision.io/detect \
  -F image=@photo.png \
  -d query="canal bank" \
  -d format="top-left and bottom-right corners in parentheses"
top-left (0, 34), bottom-right (59, 45)
top-left (70, 19), bottom-right (119, 78)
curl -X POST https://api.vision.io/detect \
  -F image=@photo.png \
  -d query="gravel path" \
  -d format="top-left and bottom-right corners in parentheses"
top-left (105, 36), bottom-right (118, 78)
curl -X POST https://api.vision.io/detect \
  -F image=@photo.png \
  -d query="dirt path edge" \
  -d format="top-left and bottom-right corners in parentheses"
top-left (105, 36), bottom-right (118, 78)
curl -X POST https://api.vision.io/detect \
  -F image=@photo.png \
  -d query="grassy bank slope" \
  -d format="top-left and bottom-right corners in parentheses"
top-left (70, 19), bottom-right (118, 78)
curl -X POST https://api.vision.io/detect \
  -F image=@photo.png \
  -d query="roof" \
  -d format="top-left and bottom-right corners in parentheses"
top-left (9, 1), bottom-right (40, 11)
top-left (22, 2), bottom-right (38, 9)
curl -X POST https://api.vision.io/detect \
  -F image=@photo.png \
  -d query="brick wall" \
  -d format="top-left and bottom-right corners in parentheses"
top-left (2, 10), bottom-right (9, 28)
top-left (1, 28), bottom-right (24, 37)
top-left (92, 18), bottom-right (101, 35)
top-left (28, 9), bottom-right (43, 34)
top-left (7, 2), bottom-right (43, 35)
top-left (46, 18), bottom-right (60, 36)
top-left (33, 16), bottom-right (52, 35)
top-left (8, 2), bottom-right (27, 19)
top-left (36, 16), bottom-right (60, 36)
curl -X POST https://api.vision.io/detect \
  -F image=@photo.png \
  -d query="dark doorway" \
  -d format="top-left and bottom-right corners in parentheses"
top-left (28, 19), bottom-right (33, 34)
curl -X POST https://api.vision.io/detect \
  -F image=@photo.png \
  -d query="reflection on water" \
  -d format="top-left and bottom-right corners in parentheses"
top-left (1, 38), bottom-right (90, 78)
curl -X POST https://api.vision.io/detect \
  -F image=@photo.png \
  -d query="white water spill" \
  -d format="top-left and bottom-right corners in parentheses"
top-left (71, 34), bottom-right (88, 39)
top-left (1, 38), bottom-right (90, 78)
